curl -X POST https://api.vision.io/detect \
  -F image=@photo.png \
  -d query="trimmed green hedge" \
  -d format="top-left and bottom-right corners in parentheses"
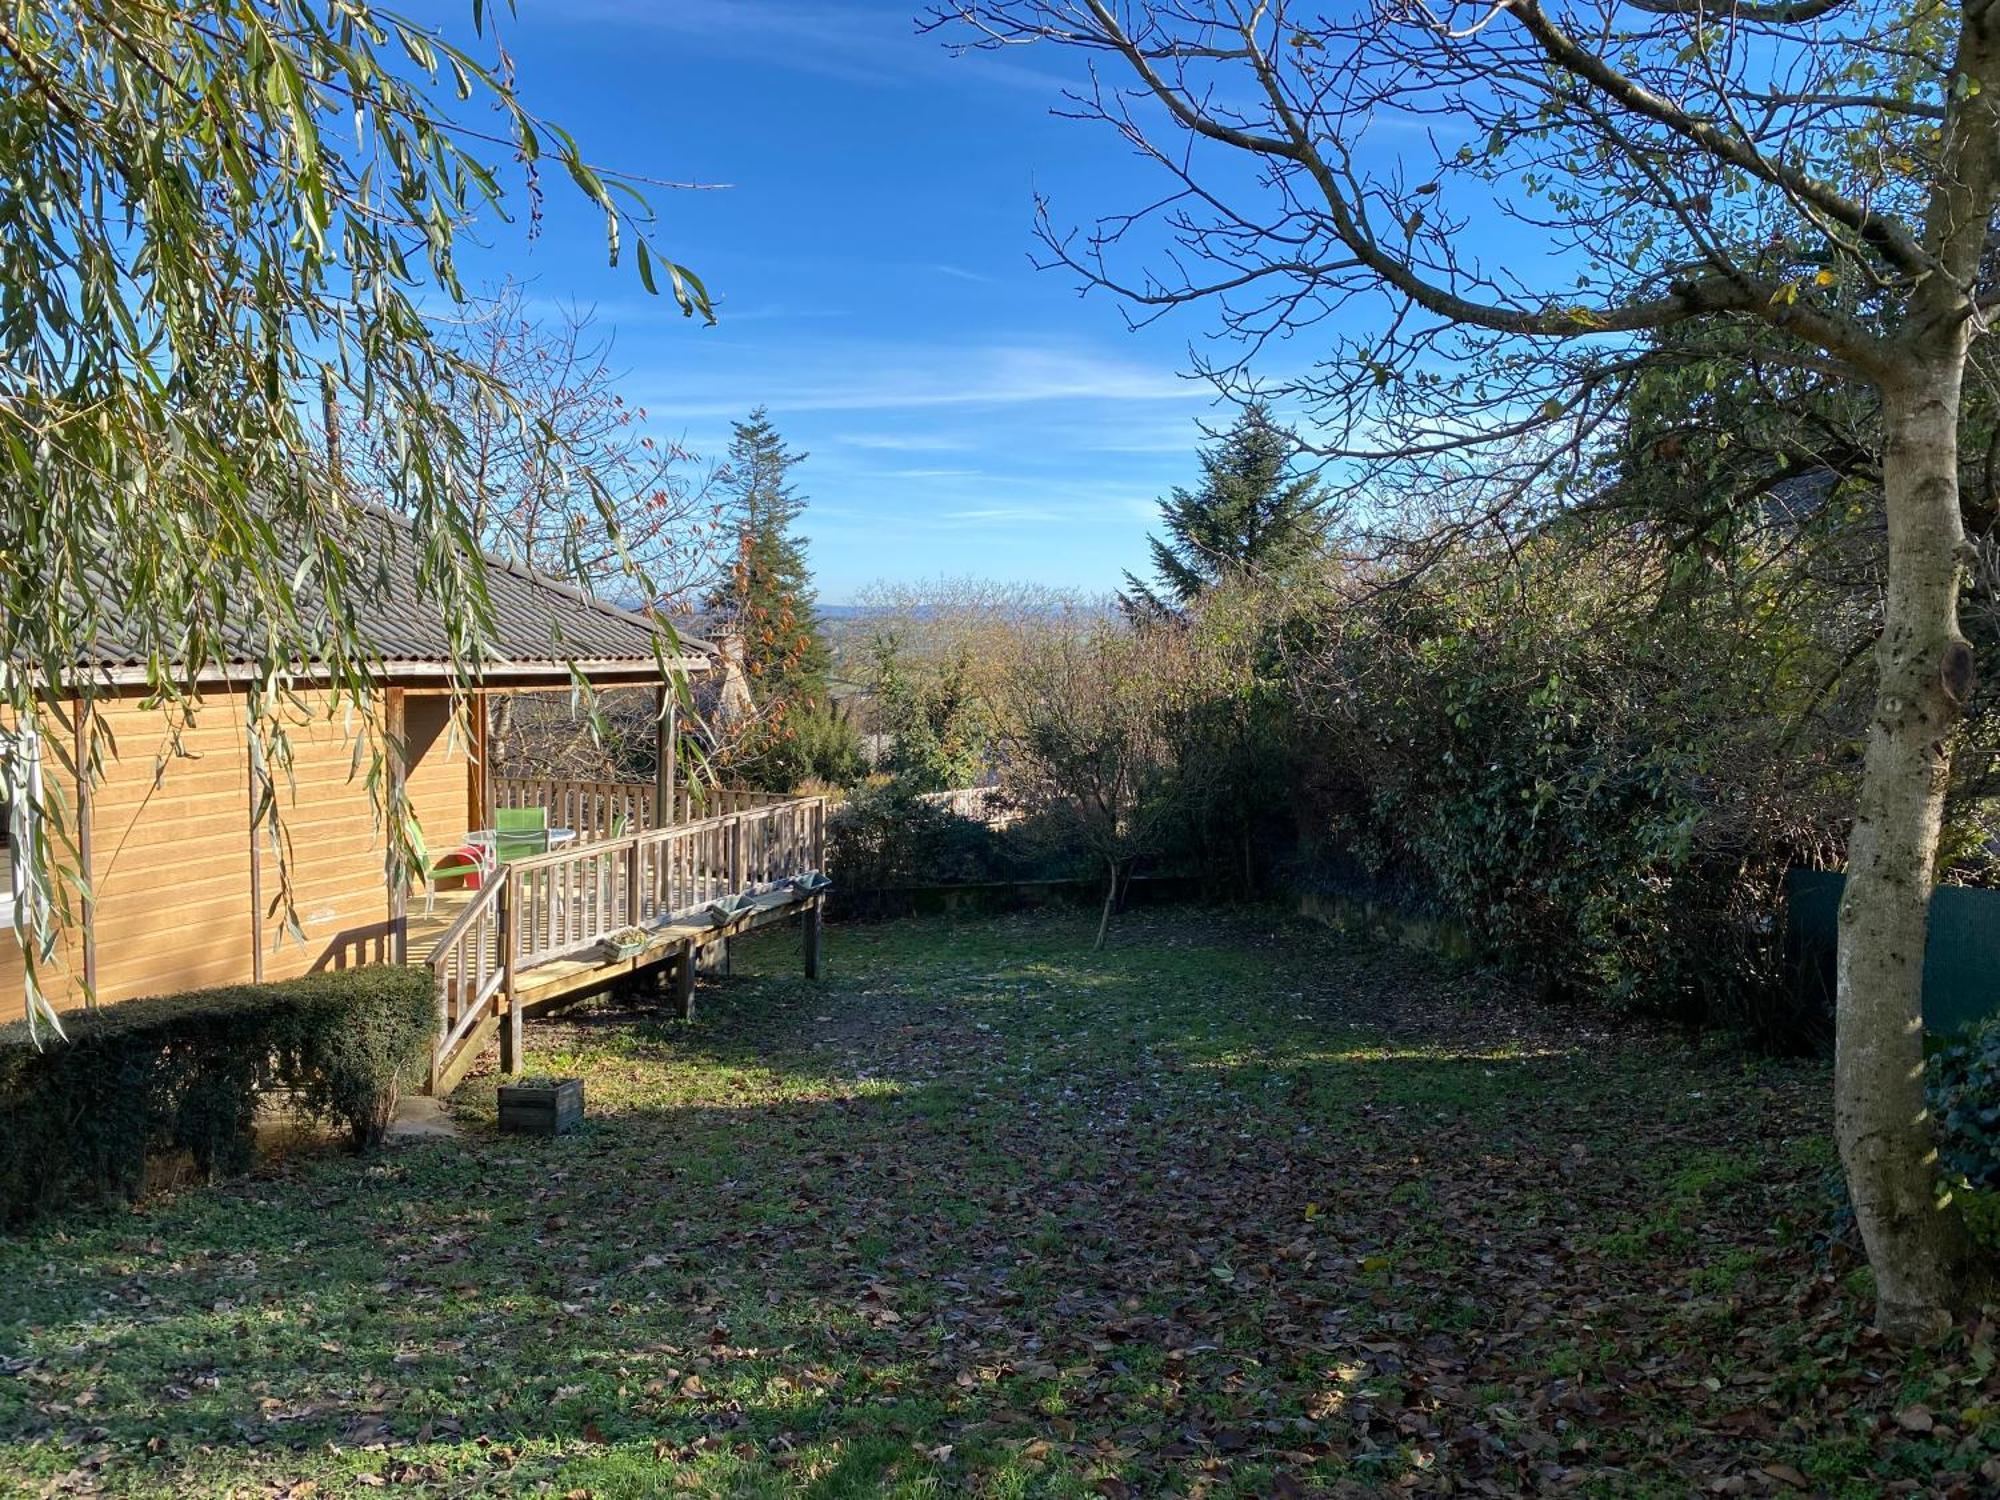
top-left (0, 965), bottom-right (435, 1229)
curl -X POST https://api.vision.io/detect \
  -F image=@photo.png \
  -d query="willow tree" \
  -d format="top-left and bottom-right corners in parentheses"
top-left (0, 2), bottom-right (707, 1032)
top-left (936, 0), bottom-right (1997, 1339)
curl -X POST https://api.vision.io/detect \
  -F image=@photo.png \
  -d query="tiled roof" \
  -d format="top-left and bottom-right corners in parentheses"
top-left (78, 505), bottom-right (710, 674)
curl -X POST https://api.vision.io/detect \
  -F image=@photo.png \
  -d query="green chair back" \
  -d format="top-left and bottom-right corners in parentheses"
top-left (493, 804), bottom-right (549, 862)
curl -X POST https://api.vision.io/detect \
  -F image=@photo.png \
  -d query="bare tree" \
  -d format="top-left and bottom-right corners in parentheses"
top-left (1000, 624), bottom-right (1185, 947)
top-left (935, 0), bottom-right (1998, 1338)
top-left (419, 282), bottom-right (722, 605)
top-left (357, 285), bottom-right (724, 793)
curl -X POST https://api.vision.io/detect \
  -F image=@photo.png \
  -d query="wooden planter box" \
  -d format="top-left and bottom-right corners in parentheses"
top-left (497, 1077), bottom-right (585, 1136)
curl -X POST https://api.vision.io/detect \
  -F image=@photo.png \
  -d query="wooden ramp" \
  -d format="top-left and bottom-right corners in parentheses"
top-left (417, 796), bottom-right (829, 1093)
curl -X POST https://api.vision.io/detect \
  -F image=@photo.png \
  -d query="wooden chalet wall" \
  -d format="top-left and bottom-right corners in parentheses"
top-left (89, 695), bottom-right (258, 1003)
top-left (0, 686), bottom-right (477, 1017)
top-left (257, 694), bottom-right (396, 984)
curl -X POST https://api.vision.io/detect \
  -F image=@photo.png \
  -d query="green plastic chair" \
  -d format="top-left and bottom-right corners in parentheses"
top-left (493, 805), bottom-right (550, 863)
top-left (423, 845), bottom-right (486, 917)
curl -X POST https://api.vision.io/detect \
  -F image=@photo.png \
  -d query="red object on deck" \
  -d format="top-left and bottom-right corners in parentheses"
top-left (436, 847), bottom-right (485, 889)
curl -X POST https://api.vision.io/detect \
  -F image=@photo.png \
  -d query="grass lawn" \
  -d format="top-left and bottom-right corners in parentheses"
top-left (3, 908), bottom-right (1997, 1497)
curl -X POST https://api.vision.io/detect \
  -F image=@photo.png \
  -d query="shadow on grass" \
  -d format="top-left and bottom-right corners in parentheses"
top-left (0, 907), bottom-right (1852, 1498)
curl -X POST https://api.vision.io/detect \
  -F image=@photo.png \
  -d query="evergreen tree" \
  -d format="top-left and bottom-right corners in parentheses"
top-left (706, 407), bottom-right (860, 789)
top-left (709, 407), bottom-right (829, 698)
top-left (1121, 404), bottom-right (1333, 620)
top-left (871, 636), bottom-right (989, 793)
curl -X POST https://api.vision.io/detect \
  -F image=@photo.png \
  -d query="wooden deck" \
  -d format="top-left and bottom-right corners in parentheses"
top-left (416, 795), bottom-right (829, 1094)
top-left (410, 886), bottom-right (480, 964)
top-left (410, 881), bottom-right (812, 999)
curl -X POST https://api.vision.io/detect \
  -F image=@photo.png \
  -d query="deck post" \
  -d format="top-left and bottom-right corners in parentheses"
top-left (500, 997), bottom-right (522, 1075)
top-left (469, 692), bottom-right (492, 831)
top-left (386, 689), bottom-right (409, 965)
top-left (804, 897), bottom-right (824, 980)
top-left (673, 944), bottom-right (696, 1020)
top-left (499, 869), bottom-right (522, 1075)
top-left (655, 686), bottom-right (677, 829)
top-left (625, 839), bottom-right (642, 927)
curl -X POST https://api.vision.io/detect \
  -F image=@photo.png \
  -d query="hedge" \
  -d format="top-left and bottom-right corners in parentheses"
top-left (0, 965), bottom-right (435, 1229)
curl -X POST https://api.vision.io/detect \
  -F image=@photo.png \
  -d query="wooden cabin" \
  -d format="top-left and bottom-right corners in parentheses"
top-left (1, 507), bottom-right (710, 1020)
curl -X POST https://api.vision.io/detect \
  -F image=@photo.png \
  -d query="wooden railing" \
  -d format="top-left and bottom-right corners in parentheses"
top-left (492, 776), bottom-right (802, 841)
top-left (493, 776), bottom-right (653, 842)
top-left (426, 794), bottom-right (826, 1082)
top-left (427, 874), bottom-right (506, 1085)
top-left (505, 796), bottom-right (828, 971)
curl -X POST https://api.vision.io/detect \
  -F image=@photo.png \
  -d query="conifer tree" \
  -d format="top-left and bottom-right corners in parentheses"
top-left (710, 407), bottom-right (829, 699)
top-left (706, 408), bottom-right (859, 788)
top-left (1121, 405), bottom-right (1332, 620)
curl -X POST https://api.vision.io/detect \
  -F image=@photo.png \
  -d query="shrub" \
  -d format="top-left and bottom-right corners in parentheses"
top-left (1288, 532), bottom-right (1854, 1045)
top-left (868, 636), bottom-right (990, 793)
top-left (826, 782), bottom-right (1020, 891)
top-left (1930, 1019), bottom-right (2000, 1195)
top-left (0, 965), bottom-right (435, 1228)
top-left (1928, 1020), bottom-right (2000, 1254)
top-left (726, 702), bottom-right (867, 793)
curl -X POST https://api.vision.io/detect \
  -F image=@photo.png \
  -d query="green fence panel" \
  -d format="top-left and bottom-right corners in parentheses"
top-left (1783, 869), bottom-right (2000, 1037)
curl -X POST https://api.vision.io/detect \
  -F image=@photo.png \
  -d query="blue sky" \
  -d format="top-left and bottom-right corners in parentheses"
top-left (415, 0), bottom-right (1247, 601)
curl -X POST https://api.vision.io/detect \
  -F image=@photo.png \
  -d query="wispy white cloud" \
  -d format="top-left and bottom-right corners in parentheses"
top-left (710, 301), bottom-right (854, 324)
top-left (636, 340), bottom-right (1198, 419)
top-left (562, 0), bottom-right (1067, 95)
top-left (931, 263), bottom-right (996, 284)
top-left (942, 505), bottom-right (1062, 524)
top-left (834, 432), bottom-right (973, 453)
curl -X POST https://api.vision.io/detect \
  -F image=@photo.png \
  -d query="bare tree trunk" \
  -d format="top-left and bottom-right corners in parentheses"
top-left (1094, 858), bottom-right (1120, 951)
top-left (1836, 361), bottom-right (1975, 1343)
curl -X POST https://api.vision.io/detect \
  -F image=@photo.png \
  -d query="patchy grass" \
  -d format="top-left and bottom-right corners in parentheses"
top-left (2, 908), bottom-right (1996, 1497)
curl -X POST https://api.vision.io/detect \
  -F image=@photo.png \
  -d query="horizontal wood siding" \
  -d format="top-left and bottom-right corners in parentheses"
top-left (88, 697), bottom-right (254, 1004)
top-left (402, 693), bottom-right (474, 855)
top-left (259, 693), bottom-right (393, 981)
top-left (0, 687), bottom-right (480, 1020)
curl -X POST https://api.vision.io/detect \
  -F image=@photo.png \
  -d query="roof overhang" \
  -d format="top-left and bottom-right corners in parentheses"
top-left (66, 653), bottom-right (712, 693)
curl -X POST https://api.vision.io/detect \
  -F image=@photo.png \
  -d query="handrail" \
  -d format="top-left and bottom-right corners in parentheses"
top-left (432, 867), bottom-right (504, 952)
top-left (424, 794), bottom-right (828, 1088)
top-left (501, 805), bottom-right (733, 874)
top-left (504, 795), bottom-right (828, 971)
top-left (491, 775), bottom-right (804, 840)
top-left (427, 873), bottom-right (507, 1082)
